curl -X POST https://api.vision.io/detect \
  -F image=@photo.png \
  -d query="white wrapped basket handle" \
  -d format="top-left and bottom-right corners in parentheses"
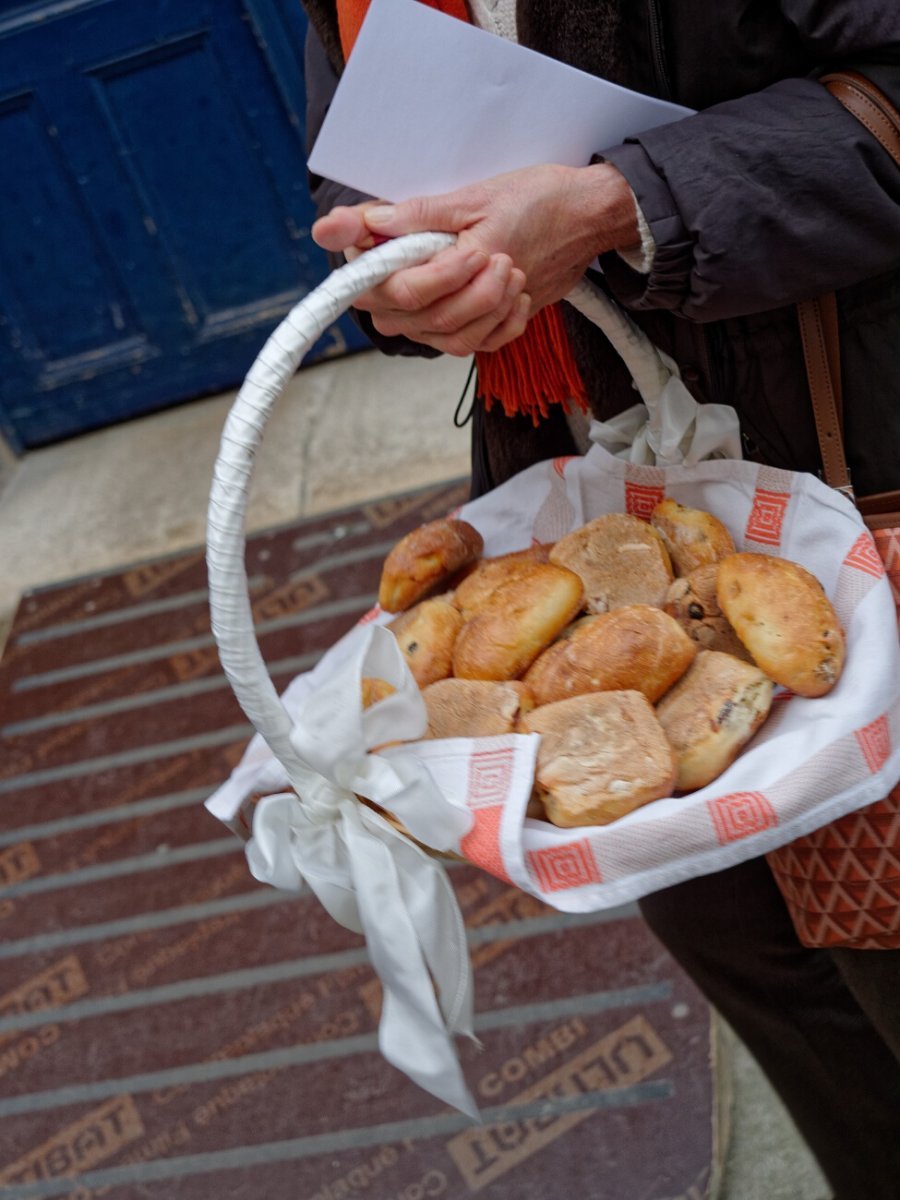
top-left (209, 234), bottom-right (448, 784)
top-left (206, 232), bottom-right (695, 771)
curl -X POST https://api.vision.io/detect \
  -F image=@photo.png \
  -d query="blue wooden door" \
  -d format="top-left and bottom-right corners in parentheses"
top-left (0, 0), bottom-right (365, 450)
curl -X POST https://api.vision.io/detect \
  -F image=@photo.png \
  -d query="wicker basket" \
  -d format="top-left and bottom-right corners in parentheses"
top-left (205, 236), bottom-right (900, 1111)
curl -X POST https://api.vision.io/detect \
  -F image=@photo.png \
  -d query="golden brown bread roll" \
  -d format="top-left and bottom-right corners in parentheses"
top-left (452, 562), bottom-right (585, 681)
top-left (523, 604), bottom-right (697, 705)
top-left (453, 543), bottom-right (552, 619)
top-left (387, 596), bottom-right (463, 688)
top-left (655, 649), bottom-right (774, 791)
top-left (716, 553), bottom-right (845, 697)
top-left (650, 498), bottom-right (736, 576)
top-left (664, 564), bottom-right (752, 661)
top-left (360, 677), bottom-right (397, 708)
top-left (549, 513), bottom-right (673, 612)
top-left (421, 679), bottom-right (534, 739)
top-left (378, 518), bottom-right (484, 613)
top-left (520, 691), bottom-right (676, 827)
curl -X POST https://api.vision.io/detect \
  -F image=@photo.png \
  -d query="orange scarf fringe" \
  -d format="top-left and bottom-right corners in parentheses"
top-left (335, 0), bottom-right (588, 423)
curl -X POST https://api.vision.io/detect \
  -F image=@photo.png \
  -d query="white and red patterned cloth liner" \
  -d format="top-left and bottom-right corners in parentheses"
top-left (208, 442), bottom-right (900, 913)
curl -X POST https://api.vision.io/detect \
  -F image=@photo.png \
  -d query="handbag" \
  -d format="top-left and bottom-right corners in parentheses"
top-left (766, 70), bottom-right (900, 950)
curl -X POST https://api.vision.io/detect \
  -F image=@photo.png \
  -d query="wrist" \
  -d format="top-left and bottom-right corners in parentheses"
top-left (574, 162), bottom-right (642, 258)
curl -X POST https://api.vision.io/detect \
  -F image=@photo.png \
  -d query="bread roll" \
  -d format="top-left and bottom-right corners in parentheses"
top-left (716, 553), bottom-right (845, 697)
top-left (361, 677), bottom-right (396, 708)
top-left (378, 518), bottom-right (483, 613)
top-left (650, 498), bottom-right (735, 576)
top-left (387, 596), bottom-right (463, 687)
top-left (421, 679), bottom-right (534, 739)
top-left (655, 650), bottom-right (774, 791)
top-left (664, 563), bottom-right (752, 661)
top-left (453, 562), bottom-right (585, 680)
top-left (523, 604), bottom-right (697, 705)
top-left (453, 543), bottom-right (552, 619)
top-left (549, 513), bottom-right (673, 612)
top-left (520, 691), bottom-right (676, 827)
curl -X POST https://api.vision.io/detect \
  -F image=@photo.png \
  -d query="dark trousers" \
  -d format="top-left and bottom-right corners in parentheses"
top-left (638, 856), bottom-right (900, 1200)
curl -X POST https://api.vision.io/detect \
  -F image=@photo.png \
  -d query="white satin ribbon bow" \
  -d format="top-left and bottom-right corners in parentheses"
top-left (244, 625), bottom-right (480, 1119)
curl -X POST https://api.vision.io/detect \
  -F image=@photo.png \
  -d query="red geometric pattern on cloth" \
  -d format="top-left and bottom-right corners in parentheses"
top-left (359, 605), bottom-right (382, 625)
top-left (855, 714), bottom-right (892, 774)
top-left (460, 803), bottom-right (513, 885)
top-left (844, 530), bottom-right (886, 578)
top-left (623, 462), bottom-right (666, 520)
top-left (767, 785), bottom-right (900, 949)
top-left (527, 838), bottom-right (602, 893)
top-left (744, 488), bottom-right (790, 547)
top-left (553, 456), bottom-right (577, 478)
top-left (832, 553), bottom-right (883, 630)
top-left (708, 791), bottom-right (778, 844)
top-left (467, 747), bottom-right (515, 810)
top-left (624, 482), bottom-right (665, 522)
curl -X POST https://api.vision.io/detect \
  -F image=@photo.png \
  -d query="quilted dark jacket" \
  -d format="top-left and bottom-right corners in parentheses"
top-left (302, 0), bottom-right (900, 498)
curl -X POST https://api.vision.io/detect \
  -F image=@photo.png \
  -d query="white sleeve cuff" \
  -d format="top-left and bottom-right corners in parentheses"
top-left (616, 190), bottom-right (656, 275)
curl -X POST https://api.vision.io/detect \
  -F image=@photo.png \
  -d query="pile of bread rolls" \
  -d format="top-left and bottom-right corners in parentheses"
top-left (372, 500), bottom-right (845, 829)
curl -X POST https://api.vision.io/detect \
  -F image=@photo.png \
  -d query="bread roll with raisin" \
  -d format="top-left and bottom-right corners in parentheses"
top-left (387, 596), bottom-right (463, 688)
top-left (549, 513), bottom-right (673, 612)
top-left (655, 650), bottom-right (774, 791)
top-left (664, 563), bottom-right (752, 661)
top-left (524, 604), bottom-right (697, 705)
top-left (716, 553), bottom-right (845, 697)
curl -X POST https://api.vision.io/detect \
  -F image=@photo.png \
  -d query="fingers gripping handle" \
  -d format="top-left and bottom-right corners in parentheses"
top-left (206, 233), bottom-right (455, 786)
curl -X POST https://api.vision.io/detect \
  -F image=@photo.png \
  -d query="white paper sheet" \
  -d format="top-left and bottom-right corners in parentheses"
top-left (308, 0), bottom-right (694, 202)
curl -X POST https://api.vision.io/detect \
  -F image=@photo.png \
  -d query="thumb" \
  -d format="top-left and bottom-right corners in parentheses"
top-left (312, 203), bottom-right (379, 252)
top-left (363, 194), bottom-right (468, 237)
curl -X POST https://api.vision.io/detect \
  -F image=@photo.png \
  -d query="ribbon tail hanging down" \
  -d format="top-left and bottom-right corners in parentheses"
top-left (343, 801), bottom-right (481, 1119)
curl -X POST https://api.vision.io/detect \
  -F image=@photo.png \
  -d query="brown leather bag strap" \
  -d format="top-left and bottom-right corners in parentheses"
top-left (798, 70), bottom-right (900, 499)
top-left (819, 70), bottom-right (900, 167)
top-left (797, 294), bottom-right (852, 495)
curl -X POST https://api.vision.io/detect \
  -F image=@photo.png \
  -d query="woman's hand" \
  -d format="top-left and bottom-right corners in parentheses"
top-left (312, 200), bottom-right (531, 354)
top-left (311, 162), bottom-right (639, 354)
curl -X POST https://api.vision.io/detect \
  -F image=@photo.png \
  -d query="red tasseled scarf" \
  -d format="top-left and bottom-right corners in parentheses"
top-left (336, 0), bottom-right (588, 423)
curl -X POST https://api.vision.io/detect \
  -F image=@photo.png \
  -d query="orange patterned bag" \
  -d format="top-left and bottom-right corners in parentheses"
top-left (767, 527), bottom-right (900, 949)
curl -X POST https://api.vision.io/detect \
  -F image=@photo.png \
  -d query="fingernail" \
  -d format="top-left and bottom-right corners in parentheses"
top-left (492, 256), bottom-right (511, 280)
top-left (365, 205), bottom-right (395, 228)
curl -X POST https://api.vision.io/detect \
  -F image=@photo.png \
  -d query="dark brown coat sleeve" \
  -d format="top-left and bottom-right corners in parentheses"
top-left (601, 3), bottom-right (900, 321)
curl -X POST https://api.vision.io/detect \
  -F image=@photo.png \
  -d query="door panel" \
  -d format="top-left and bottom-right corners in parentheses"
top-left (0, 0), bottom-right (367, 450)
